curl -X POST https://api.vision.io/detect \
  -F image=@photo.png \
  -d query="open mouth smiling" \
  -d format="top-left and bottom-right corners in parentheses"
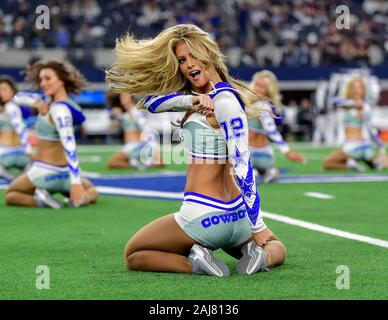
top-left (189, 70), bottom-right (201, 79)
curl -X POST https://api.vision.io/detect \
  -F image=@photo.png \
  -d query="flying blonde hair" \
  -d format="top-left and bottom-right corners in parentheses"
top-left (341, 76), bottom-right (366, 100)
top-left (250, 70), bottom-right (282, 108)
top-left (105, 24), bottom-right (266, 118)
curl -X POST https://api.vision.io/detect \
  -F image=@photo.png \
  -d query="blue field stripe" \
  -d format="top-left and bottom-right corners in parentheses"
top-left (0, 177), bottom-right (10, 184)
top-left (2, 173), bottom-right (388, 198)
top-left (88, 175), bottom-right (186, 192)
top-left (76, 172), bottom-right (388, 191)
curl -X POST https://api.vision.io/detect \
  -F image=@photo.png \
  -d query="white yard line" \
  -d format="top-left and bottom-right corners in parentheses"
top-left (278, 175), bottom-right (388, 183)
top-left (304, 192), bottom-right (335, 200)
top-left (262, 211), bottom-right (388, 249)
top-left (78, 145), bottom-right (121, 153)
top-left (96, 186), bottom-right (183, 200)
top-left (81, 171), bottom-right (103, 178)
top-left (79, 155), bottom-right (102, 163)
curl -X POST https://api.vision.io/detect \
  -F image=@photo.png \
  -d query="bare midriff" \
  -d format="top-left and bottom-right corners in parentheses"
top-left (185, 161), bottom-right (241, 201)
top-left (345, 127), bottom-right (363, 141)
top-left (249, 131), bottom-right (269, 148)
top-left (183, 115), bottom-right (241, 201)
top-left (124, 131), bottom-right (141, 143)
top-left (0, 131), bottom-right (21, 146)
top-left (35, 140), bottom-right (66, 165)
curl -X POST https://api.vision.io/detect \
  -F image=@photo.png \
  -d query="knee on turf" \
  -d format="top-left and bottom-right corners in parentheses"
top-left (322, 156), bottom-right (333, 169)
top-left (125, 251), bottom-right (147, 271)
top-left (265, 238), bottom-right (287, 266)
top-left (87, 187), bottom-right (99, 203)
top-left (4, 189), bottom-right (17, 206)
top-left (107, 157), bottom-right (120, 168)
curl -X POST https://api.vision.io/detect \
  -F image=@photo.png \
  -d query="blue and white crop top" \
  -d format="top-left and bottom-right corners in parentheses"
top-left (343, 109), bottom-right (363, 129)
top-left (144, 82), bottom-right (266, 233)
top-left (248, 102), bottom-right (290, 154)
top-left (14, 93), bottom-right (86, 184)
top-left (0, 104), bottom-right (16, 131)
top-left (332, 96), bottom-right (364, 129)
top-left (331, 96), bottom-right (384, 152)
top-left (121, 108), bottom-right (149, 134)
top-left (32, 99), bottom-right (85, 142)
top-left (0, 101), bottom-right (29, 150)
top-left (180, 112), bottom-right (228, 160)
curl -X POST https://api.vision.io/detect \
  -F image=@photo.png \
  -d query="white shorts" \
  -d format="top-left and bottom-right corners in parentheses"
top-left (250, 145), bottom-right (275, 170)
top-left (174, 192), bottom-right (253, 250)
top-left (0, 145), bottom-right (29, 168)
top-left (342, 140), bottom-right (375, 161)
top-left (26, 161), bottom-right (71, 193)
top-left (122, 141), bottom-right (154, 166)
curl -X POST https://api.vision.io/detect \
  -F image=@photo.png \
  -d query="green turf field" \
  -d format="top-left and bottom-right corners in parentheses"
top-left (1, 144), bottom-right (388, 299)
top-left (77, 143), bottom-right (386, 175)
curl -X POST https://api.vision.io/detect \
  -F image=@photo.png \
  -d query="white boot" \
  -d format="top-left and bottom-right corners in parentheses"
top-left (346, 158), bottom-right (365, 172)
top-left (262, 167), bottom-right (280, 184)
top-left (0, 164), bottom-right (16, 180)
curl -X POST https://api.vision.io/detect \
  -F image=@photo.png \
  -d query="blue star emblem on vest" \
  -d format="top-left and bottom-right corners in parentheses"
top-left (233, 146), bottom-right (247, 168)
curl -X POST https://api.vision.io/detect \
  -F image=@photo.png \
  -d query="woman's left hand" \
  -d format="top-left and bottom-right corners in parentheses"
top-left (353, 100), bottom-right (364, 110)
top-left (285, 150), bottom-right (306, 163)
top-left (192, 95), bottom-right (214, 116)
top-left (33, 102), bottom-right (50, 115)
top-left (252, 228), bottom-right (273, 247)
top-left (70, 184), bottom-right (89, 207)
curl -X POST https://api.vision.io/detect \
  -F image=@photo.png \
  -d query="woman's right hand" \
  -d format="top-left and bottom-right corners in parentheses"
top-left (32, 102), bottom-right (50, 115)
top-left (192, 95), bottom-right (214, 116)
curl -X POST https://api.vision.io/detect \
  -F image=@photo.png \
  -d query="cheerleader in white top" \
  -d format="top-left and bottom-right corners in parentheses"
top-left (106, 24), bottom-right (286, 277)
top-left (248, 71), bottom-right (305, 183)
top-left (5, 60), bottom-right (98, 208)
top-left (323, 76), bottom-right (386, 171)
top-left (0, 75), bottom-right (31, 180)
top-left (106, 90), bottom-right (164, 169)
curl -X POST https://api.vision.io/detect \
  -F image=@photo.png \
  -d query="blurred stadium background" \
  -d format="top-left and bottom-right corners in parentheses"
top-left (1, 0), bottom-right (388, 143)
top-left (1, 0), bottom-right (388, 300)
